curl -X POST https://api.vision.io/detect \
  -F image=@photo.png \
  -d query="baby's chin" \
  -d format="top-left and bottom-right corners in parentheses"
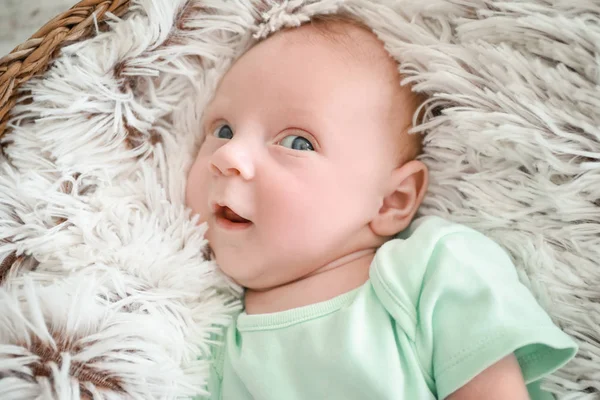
top-left (215, 257), bottom-right (278, 291)
top-left (213, 252), bottom-right (256, 286)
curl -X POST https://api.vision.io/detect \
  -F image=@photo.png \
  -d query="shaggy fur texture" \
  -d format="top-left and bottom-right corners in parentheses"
top-left (0, 0), bottom-right (598, 398)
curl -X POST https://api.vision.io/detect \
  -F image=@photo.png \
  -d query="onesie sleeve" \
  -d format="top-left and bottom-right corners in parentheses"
top-left (370, 217), bottom-right (578, 400)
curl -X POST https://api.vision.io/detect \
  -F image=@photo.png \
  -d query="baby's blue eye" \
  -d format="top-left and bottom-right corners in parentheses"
top-left (214, 124), bottom-right (233, 139)
top-left (279, 135), bottom-right (315, 151)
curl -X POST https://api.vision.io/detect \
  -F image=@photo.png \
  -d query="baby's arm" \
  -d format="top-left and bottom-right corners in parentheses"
top-left (446, 354), bottom-right (529, 400)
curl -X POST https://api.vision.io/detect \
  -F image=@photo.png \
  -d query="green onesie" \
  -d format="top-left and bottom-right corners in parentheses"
top-left (201, 216), bottom-right (577, 399)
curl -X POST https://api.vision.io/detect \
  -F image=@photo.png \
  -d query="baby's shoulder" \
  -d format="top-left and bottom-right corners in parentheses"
top-left (370, 216), bottom-right (518, 338)
top-left (370, 217), bottom-right (576, 400)
top-left (374, 215), bottom-right (513, 279)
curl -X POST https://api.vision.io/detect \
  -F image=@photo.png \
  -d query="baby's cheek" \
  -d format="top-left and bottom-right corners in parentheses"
top-left (185, 160), bottom-right (211, 217)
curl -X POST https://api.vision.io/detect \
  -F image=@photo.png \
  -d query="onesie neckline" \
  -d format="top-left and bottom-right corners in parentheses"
top-left (236, 283), bottom-right (366, 332)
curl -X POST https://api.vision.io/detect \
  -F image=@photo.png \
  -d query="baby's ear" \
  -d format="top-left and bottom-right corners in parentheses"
top-left (370, 160), bottom-right (429, 238)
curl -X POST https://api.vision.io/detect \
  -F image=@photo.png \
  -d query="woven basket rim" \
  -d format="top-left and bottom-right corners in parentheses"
top-left (0, 0), bottom-right (131, 141)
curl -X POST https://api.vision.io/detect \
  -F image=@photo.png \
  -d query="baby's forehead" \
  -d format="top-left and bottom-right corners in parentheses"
top-left (278, 21), bottom-right (395, 71)
top-left (214, 22), bottom-right (399, 101)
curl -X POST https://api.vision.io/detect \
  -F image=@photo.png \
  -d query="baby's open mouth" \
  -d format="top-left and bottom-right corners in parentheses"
top-left (221, 206), bottom-right (250, 223)
top-left (215, 205), bottom-right (252, 229)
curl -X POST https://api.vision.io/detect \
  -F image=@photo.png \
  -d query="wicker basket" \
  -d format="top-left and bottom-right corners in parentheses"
top-left (0, 0), bottom-right (131, 140)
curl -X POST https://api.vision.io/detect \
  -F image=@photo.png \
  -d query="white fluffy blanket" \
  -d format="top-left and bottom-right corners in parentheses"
top-left (0, 0), bottom-right (598, 398)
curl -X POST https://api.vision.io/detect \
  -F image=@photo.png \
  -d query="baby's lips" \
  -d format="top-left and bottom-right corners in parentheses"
top-left (212, 201), bottom-right (252, 223)
top-left (222, 206), bottom-right (251, 223)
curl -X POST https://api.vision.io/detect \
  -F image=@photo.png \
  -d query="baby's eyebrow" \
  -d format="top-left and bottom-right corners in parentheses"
top-left (207, 88), bottom-right (239, 110)
top-left (277, 108), bottom-right (324, 134)
top-left (204, 97), bottom-right (229, 115)
top-left (281, 106), bottom-right (313, 120)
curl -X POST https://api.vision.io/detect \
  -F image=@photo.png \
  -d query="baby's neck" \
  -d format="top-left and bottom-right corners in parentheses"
top-left (244, 249), bottom-right (375, 315)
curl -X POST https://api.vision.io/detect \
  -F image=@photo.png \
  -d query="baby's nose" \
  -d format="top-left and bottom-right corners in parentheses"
top-left (209, 141), bottom-right (255, 180)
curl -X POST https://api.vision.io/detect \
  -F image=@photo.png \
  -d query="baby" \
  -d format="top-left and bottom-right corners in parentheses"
top-left (186, 15), bottom-right (576, 400)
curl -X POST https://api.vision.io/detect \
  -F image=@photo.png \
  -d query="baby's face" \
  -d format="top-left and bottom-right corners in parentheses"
top-left (186, 24), bottom-right (415, 289)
